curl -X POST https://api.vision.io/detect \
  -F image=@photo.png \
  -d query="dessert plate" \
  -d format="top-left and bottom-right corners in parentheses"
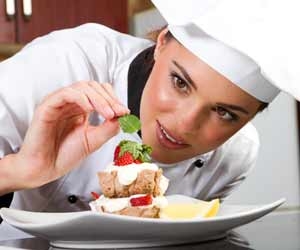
top-left (0, 195), bottom-right (285, 249)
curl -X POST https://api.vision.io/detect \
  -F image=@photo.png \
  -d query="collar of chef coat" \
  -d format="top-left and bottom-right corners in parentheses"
top-left (127, 45), bottom-right (155, 121)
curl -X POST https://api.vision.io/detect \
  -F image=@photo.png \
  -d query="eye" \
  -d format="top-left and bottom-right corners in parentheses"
top-left (214, 106), bottom-right (239, 122)
top-left (170, 72), bottom-right (190, 94)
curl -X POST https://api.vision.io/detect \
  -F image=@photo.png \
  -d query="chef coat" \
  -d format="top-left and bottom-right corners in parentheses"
top-left (0, 23), bottom-right (259, 212)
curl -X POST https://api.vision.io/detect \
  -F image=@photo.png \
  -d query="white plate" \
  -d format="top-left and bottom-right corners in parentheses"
top-left (0, 195), bottom-right (285, 249)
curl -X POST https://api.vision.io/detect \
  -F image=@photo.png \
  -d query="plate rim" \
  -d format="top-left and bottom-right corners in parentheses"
top-left (0, 195), bottom-right (286, 229)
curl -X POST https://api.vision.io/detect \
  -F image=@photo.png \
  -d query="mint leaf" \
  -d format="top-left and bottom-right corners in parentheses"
top-left (118, 114), bottom-right (141, 134)
top-left (140, 144), bottom-right (152, 162)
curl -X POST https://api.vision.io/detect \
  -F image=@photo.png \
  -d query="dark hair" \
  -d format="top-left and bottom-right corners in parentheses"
top-left (257, 102), bottom-right (269, 112)
top-left (147, 26), bottom-right (173, 41)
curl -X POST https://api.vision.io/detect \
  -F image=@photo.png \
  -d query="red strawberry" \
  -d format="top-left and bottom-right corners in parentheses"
top-left (114, 152), bottom-right (134, 166)
top-left (130, 194), bottom-right (153, 207)
top-left (91, 191), bottom-right (100, 200)
top-left (113, 140), bottom-right (152, 165)
top-left (114, 145), bottom-right (121, 161)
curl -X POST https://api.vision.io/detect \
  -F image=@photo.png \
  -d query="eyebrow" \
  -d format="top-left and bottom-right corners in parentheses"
top-left (216, 102), bottom-right (250, 115)
top-left (172, 60), bottom-right (250, 115)
top-left (172, 60), bottom-right (197, 90)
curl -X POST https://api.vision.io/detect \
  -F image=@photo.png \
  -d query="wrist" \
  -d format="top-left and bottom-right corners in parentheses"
top-left (0, 153), bottom-right (36, 195)
top-left (0, 153), bottom-right (21, 195)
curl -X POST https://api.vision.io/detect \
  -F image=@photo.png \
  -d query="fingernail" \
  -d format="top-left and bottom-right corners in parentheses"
top-left (117, 104), bottom-right (130, 114)
top-left (121, 104), bottom-right (130, 113)
top-left (104, 107), bottom-right (114, 118)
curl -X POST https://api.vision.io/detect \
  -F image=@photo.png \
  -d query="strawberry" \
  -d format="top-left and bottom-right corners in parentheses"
top-left (134, 159), bottom-right (142, 164)
top-left (114, 151), bottom-right (134, 166)
top-left (130, 194), bottom-right (153, 207)
top-left (91, 191), bottom-right (100, 200)
top-left (113, 145), bottom-right (121, 161)
top-left (113, 140), bottom-right (152, 166)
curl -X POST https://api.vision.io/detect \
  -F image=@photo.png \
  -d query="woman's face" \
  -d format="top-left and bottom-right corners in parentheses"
top-left (140, 30), bottom-right (261, 164)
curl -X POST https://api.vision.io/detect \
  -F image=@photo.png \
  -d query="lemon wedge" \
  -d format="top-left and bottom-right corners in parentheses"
top-left (160, 199), bottom-right (220, 219)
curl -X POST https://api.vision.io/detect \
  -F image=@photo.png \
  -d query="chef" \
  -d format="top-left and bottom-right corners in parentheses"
top-left (0, 0), bottom-right (299, 212)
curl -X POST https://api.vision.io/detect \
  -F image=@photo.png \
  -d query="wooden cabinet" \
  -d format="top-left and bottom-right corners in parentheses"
top-left (0, 0), bottom-right (16, 43)
top-left (0, 0), bottom-right (128, 44)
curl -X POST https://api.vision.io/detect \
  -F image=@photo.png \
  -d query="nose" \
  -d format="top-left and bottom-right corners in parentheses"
top-left (178, 102), bottom-right (207, 132)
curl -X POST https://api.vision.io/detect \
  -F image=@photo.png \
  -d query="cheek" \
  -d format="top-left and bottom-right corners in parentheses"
top-left (141, 76), bottom-right (177, 116)
top-left (199, 125), bottom-right (238, 149)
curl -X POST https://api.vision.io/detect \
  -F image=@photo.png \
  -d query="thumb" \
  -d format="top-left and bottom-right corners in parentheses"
top-left (86, 119), bottom-right (120, 153)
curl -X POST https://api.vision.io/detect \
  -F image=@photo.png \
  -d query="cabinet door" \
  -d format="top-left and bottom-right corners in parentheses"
top-left (0, 0), bottom-right (16, 43)
top-left (16, 0), bottom-right (128, 44)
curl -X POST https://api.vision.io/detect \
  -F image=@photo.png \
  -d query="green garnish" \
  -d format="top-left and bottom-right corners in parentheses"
top-left (119, 140), bottom-right (152, 162)
top-left (118, 114), bottom-right (141, 134)
top-left (117, 115), bottom-right (152, 162)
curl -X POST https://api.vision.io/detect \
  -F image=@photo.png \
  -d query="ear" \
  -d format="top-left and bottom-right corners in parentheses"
top-left (154, 28), bottom-right (169, 60)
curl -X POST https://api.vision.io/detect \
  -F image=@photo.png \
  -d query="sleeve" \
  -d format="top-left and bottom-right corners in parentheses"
top-left (0, 24), bottom-right (110, 158)
top-left (0, 99), bottom-right (23, 157)
top-left (205, 123), bottom-right (260, 201)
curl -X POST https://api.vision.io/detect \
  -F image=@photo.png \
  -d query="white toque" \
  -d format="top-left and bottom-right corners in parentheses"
top-left (152, 0), bottom-right (300, 103)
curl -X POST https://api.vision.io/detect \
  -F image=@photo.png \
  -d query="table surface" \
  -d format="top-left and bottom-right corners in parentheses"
top-left (0, 210), bottom-right (299, 250)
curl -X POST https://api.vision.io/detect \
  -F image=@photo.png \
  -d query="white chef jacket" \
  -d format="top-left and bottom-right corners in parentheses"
top-left (0, 23), bottom-right (259, 212)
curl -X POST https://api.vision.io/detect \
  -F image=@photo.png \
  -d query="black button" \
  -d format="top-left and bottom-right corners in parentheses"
top-left (68, 195), bottom-right (78, 204)
top-left (194, 159), bottom-right (205, 168)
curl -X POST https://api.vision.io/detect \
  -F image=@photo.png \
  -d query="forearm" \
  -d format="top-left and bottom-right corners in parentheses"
top-left (0, 153), bottom-right (26, 196)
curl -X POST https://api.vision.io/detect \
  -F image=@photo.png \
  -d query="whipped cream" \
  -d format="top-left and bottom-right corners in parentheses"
top-left (159, 175), bottom-right (169, 195)
top-left (104, 162), bottom-right (158, 185)
top-left (105, 162), bottom-right (169, 194)
top-left (90, 194), bottom-right (168, 213)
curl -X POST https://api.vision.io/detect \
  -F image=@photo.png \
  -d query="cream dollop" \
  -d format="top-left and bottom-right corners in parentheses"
top-left (159, 175), bottom-right (169, 195)
top-left (92, 195), bottom-right (129, 213)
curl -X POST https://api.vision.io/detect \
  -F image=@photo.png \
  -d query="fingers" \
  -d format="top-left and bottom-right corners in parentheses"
top-left (92, 82), bottom-right (130, 116)
top-left (85, 119), bottom-right (120, 153)
top-left (37, 81), bottom-right (130, 122)
top-left (36, 87), bottom-right (94, 122)
top-left (71, 81), bottom-right (130, 119)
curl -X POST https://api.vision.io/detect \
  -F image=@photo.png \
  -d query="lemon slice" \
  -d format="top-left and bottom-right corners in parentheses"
top-left (160, 199), bottom-right (220, 219)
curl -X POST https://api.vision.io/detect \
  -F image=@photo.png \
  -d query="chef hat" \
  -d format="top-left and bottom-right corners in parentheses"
top-left (151, 0), bottom-right (300, 103)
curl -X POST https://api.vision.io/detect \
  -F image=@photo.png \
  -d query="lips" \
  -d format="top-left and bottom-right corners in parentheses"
top-left (156, 120), bottom-right (189, 150)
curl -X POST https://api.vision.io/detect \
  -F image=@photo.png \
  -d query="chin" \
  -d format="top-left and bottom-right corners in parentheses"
top-left (151, 150), bottom-right (184, 164)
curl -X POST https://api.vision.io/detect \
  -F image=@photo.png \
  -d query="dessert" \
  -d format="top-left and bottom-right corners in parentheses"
top-left (90, 139), bottom-right (169, 218)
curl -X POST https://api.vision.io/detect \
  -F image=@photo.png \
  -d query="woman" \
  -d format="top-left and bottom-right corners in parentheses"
top-left (0, 1), bottom-right (289, 211)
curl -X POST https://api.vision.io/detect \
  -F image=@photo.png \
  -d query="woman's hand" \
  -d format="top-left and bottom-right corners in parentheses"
top-left (15, 81), bottom-right (129, 189)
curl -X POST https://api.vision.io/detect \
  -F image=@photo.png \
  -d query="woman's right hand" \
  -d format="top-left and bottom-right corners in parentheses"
top-left (14, 81), bottom-right (129, 190)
